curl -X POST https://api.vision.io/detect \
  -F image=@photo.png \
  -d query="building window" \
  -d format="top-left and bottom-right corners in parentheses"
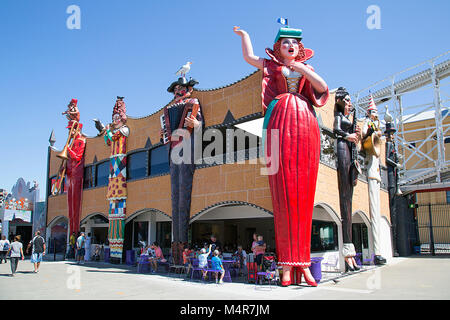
top-left (83, 166), bottom-right (94, 189)
top-left (96, 161), bottom-right (109, 187)
top-left (128, 151), bottom-right (148, 180)
top-left (310, 220), bottom-right (338, 252)
top-left (149, 145), bottom-right (170, 176)
top-left (48, 176), bottom-right (57, 196)
top-left (445, 137), bottom-right (450, 144)
top-left (446, 191), bottom-right (450, 204)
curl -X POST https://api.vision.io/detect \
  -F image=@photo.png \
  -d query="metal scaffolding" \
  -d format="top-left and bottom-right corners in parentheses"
top-left (353, 51), bottom-right (450, 193)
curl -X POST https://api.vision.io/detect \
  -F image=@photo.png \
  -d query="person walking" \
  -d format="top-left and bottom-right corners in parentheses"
top-left (27, 231), bottom-right (46, 273)
top-left (76, 232), bottom-right (86, 264)
top-left (7, 236), bottom-right (24, 276)
top-left (0, 235), bottom-right (10, 264)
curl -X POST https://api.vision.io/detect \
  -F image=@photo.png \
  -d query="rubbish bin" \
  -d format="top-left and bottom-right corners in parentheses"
top-left (126, 250), bottom-right (135, 265)
top-left (310, 257), bottom-right (324, 283)
top-left (104, 248), bottom-right (110, 263)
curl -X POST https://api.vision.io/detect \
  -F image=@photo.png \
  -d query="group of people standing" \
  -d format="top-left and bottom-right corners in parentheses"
top-left (68, 231), bottom-right (93, 264)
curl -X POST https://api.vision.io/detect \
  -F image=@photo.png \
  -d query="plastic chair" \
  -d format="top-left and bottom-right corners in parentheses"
top-left (322, 254), bottom-right (339, 272)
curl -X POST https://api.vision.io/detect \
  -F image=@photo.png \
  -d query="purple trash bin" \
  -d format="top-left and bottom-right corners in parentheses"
top-left (104, 248), bottom-right (110, 263)
top-left (310, 257), bottom-right (324, 283)
top-left (126, 250), bottom-right (135, 265)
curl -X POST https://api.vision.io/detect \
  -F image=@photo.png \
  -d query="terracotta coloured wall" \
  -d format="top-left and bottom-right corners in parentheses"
top-left (47, 70), bottom-right (390, 227)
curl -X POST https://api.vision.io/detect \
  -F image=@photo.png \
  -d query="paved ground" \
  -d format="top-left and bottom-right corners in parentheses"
top-left (0, 255), bottom-right (449, 300)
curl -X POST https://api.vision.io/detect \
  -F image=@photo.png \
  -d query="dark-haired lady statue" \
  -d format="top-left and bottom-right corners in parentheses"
top-left (333, 87), bottom-right (361, 272)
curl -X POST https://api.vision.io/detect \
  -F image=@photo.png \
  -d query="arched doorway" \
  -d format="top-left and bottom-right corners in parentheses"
top-left (123, 209), bottom-right (172, 256)
top-left (352, 210), bottom-right (373, 261)
top-left (46, 216), bottom-right (69, 254)
top-left (190, 202), bottom-right (274, 254)
top-left (80, 213), bottom-right (109, 247)
top-left (312, 203), bottom-right (343, 271)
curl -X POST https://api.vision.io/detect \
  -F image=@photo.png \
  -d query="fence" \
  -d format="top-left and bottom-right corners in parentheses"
top-left (416, 203), bottom-right (450, 255)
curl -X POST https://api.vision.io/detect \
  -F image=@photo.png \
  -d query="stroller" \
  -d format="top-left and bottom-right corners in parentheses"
top-left (262, 253), bottom-right (276, 272)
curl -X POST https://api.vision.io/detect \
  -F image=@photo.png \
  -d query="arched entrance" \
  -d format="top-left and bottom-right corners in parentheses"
top-left (190, 202), bottom-right (274, 254)
top-left (312, 203), bottom-right (343, 271)
top-left (352, 210), bottom-right (374, 261)
top-left (46, 216), bottom-right (69, 254)
top-left (80, 213), bottom-right (109, 247)
top-left (123, 209), bottom-right (172, 256)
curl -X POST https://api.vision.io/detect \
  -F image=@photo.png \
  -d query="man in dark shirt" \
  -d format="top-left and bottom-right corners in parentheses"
top-left (208, 235), bottom-right (222, 258)
top-left (27, 231), bottom-right (46, 273)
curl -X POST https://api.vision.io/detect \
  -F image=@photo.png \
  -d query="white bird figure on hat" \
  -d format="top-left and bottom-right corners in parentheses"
top-left (175, 61), bottom-right (192, 77)
top-left (384, 105), bottom-right (394, 123)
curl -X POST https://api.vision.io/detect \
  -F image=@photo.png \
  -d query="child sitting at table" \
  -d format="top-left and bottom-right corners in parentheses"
top-left (211, 250), bottom-right (225, 284)
top-left (182, 245), bottom-right (193, 277)
top-left (198, 244), bottom-right (212, 281)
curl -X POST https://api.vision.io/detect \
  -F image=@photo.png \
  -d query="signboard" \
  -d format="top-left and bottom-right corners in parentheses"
top-left (4, 209), bottom-right (32, 223)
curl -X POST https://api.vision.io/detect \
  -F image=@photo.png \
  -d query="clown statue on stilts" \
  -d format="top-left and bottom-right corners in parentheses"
top-left (103, 97), bottom-right (129, 263)
top-left (160, 72), bottom-right (204, 266)
top-left (361, 96), bottom-right (386, 265)
top-left (55, 99), bottom-right (86, 237)
top-left (234, 21), bottom-right (329, 287)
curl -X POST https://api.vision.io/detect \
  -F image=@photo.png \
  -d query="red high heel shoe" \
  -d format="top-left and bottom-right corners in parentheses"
top-left (300, 268), bottom-right (318, 287)
top-left (281, 280), bottom-right (292, 287)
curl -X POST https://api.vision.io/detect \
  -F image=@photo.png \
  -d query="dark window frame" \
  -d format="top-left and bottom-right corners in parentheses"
top-left (127, 149), bottom-right (149, 181)
top-left (95, 160), bottom-right (110, 188)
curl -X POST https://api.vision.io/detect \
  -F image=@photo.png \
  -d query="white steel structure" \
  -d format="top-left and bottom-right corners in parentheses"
top-left (353, 51), bottom-right (450, 193)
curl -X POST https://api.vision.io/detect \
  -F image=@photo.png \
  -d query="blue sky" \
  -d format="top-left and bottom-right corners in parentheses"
top-left (0, 0), bottom-right (449, 199)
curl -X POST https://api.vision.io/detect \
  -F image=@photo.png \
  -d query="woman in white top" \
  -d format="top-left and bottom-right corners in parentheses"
top-left (198, 244), bottom-right (212, 280)
top-left (0, 235), bottom-right (11, 263)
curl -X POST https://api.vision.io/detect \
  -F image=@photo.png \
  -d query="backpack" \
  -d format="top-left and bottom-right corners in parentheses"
top-left (32, 236), bottom-right (45, 254)
top-left (3, 242), bottom-right (9, 251)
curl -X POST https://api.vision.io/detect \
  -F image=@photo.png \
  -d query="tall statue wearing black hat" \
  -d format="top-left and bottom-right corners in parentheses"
top-left (384, 110), bottom-right (402, 256)
top-left (160, 65), bottom-right (204, 265)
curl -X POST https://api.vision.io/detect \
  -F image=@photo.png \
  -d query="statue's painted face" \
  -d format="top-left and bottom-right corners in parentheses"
top-left (174, 85), bottom-right (189, 100)
top-left (369, 110), bottom-right (378, 120)
top-left (280, 38), bottom-right (299, 60)
top-left (112, 113), bottom-right (122, 128)
top-left (343, 95), bottom-right (352, 115)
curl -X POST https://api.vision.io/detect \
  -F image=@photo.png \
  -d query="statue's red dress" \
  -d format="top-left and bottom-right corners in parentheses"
top-left (262, 49), bottom-right (329, 271)
top-left (66, 126), bottom-right (86, 235)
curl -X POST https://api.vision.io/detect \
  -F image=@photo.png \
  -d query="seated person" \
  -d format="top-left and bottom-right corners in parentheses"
top-left (198, 244), bottom-right (212, 280)
top-left (182, 245), bottom-right (193, 276)
top-left (233, 245), bottom-right (247, 276)
top-left (211, 250), bottom-right (225, 284)
top-left (149, 242), bottom-right (166, 273)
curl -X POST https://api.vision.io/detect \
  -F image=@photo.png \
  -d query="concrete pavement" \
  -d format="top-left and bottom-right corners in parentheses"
top-left (0, 256), bottom-right (449, 300)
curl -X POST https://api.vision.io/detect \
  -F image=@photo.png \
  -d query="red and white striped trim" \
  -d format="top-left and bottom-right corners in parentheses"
top-left (278, 261), bottom-right (311, 267)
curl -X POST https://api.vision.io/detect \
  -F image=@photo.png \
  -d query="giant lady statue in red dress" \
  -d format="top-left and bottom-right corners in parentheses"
top-left (234, 25), bottom-right (329, 286)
